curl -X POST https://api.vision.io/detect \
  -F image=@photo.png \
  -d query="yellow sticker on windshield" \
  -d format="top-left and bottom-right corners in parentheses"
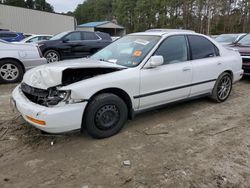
top-left (133, 50), bottom-right (142, 57)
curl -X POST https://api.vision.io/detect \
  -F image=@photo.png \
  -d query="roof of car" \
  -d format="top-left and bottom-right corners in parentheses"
top-left (130, 30), bottom-right (196, 36)
top-left (146, 29), bottom-right (195, 33)
top-left (78, 21), bottom-right (110, 27)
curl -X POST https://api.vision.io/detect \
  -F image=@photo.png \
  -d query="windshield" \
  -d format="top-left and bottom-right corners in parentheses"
top-left (237, 34), bottom-right (250, 46)
top-left (91, 35), bottom-right (160, 67)
top-left (215, 34), bottom-right (238, 43)
top-left (50, 31), bottom-right (69, 40)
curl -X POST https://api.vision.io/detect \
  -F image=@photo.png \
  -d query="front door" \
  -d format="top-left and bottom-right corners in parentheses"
top-left (139, 35), bottom-right (193, 109)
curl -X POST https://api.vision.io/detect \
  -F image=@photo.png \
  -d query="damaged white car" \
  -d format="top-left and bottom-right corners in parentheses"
top-left (11, 31), bottom-right (243, 138)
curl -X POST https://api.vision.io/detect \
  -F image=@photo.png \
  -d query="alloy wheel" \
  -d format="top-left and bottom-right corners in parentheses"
top-left (0, 63), bottom-right (19, 81)
top-left (46, 52), bottom-right (59, 63)
top-left (217, 75), bottom-right (232, 101)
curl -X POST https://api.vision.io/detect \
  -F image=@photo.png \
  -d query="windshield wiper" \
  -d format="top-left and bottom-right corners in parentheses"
top-left (98, 59), bottom-right (117, 64)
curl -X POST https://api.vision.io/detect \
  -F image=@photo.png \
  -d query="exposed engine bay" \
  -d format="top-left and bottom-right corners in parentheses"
top-left (21, 67), bottom-right (123, 106)
top-left (61, 67), bottom-right (123, 86)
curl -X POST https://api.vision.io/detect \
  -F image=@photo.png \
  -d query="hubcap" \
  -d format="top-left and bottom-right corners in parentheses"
top-left (95, 105), bottom-right (120, 130)
top-left (218, 76), bottom-right (231, 100)
top-left (0, 63), bottom-right (19, 81)
top-left (46, 52), bottom-right (59, 63)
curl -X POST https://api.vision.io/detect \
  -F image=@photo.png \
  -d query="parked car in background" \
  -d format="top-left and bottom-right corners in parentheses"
top-left (210, 35), bottom-right (219, 39)
top-left (18, 34), bottom-right (52, 43)
top-left (215, 33), bottom-right (246, 45)
top-left (111, 36), bottom-right (120, 41)
top-left (229, 33), bottom-right (250, 75)
top-left (38, 31), bottom-right (112, 63)
top-left (0, 31), bottom-right (25, 42)
top-left (12, 30), bottom-right (243, 138)
top-left (0, 39), bottom-right (47, 83)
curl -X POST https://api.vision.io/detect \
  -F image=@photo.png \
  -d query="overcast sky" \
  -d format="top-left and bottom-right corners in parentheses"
top-left (46, 0), bottom-right (84, 13)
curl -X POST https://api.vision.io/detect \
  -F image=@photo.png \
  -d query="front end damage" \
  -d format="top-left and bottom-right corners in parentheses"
top-left (12, 59), bottom-right (126, 133)
top-left (21, 67), bottom-right (123, 107)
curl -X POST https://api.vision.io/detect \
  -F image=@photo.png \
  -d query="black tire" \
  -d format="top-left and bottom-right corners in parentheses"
top-left (0, 59), bottom-right (24, 84)
top-left (44, 50), bottom-right (60, 63)
top-left (211, 72), bottom-right (232, 103)
top-left (84, 93), bottom-right (128, 139)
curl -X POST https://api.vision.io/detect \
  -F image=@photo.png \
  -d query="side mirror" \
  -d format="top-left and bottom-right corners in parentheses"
top-left (146, 55), bottom-right (164, 68)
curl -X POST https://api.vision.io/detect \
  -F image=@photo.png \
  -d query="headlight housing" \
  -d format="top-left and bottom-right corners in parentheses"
top-left (46, 89), bottom-right (71, 106)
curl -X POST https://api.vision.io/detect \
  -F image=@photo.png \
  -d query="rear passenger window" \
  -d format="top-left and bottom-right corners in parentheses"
top-left (154, 35), bottom-right (188, 64)
top-left (83, 32), bottom-right (99, 40)
top-left (188, 35), bottom-right (219, 60)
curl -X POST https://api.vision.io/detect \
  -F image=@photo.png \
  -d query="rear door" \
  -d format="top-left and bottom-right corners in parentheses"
top-left (187, 35), bottom-right (223, 96)
top-left (81, 31), bottom-right (104, 56)
top-left (139, 35), bottom-right (193, 109)
top-left (61, 31), bottom-right (83, 58)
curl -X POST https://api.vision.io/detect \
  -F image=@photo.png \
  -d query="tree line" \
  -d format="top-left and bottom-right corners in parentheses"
top-left (0, 0), bottom-right (54, 12)
top-left (1, 0), bottom-right (250, 35)
top-left (74, 0), bottom-right (250, 35)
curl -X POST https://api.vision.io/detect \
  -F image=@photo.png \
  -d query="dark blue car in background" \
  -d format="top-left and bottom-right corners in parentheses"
top-left (0, 31), bottom-right (25, 42)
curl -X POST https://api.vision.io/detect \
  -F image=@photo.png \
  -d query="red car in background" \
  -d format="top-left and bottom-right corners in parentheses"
top-left (230, 34), bottom-right (250, 75)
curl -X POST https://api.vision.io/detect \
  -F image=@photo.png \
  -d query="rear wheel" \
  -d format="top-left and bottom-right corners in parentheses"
top-left (211, 72), bottom-right (232, 103)
top-left (0, 59), bottom-right (23, 83)
top-left (44, 50), bottom-right (60, 63)
top-left (84, 93), bottom-right (128, 139)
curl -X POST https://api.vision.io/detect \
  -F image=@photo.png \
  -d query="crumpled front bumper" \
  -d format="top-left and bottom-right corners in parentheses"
top-left (11, 85), bottom-right (87, 133)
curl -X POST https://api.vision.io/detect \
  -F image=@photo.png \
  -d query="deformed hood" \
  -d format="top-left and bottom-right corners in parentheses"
top-left (23, 58), bottom-right (125, 89)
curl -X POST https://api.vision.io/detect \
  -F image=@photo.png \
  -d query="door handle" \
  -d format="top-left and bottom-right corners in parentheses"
top-left (183, 67), bottom-right (191, 72)
top-left (217, 62), bottom-right (222, 66)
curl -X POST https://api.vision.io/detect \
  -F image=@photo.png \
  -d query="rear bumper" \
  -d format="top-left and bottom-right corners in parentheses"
top-left (12, 85), bottom-right (87, 133)
top-left (233, 70), bottom-right (244, 83)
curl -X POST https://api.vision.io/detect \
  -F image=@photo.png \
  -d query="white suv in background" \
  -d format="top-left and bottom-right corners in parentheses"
top-left (0, 39), bottom-right (46, 83)
top-left (12, 30), bottom-right (243, 138)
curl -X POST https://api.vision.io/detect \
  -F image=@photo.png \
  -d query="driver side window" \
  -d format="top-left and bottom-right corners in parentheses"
top-left (154, 35), bottom-right (188, 65)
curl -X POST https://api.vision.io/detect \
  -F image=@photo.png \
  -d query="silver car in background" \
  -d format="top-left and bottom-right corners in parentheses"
top-left (215, 33), bottom-right (246, 45)
top-left (0, 39), bottom-right (47, 83)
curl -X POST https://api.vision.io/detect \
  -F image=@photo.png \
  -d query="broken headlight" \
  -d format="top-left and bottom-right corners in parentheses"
top-left (46, 89), bottom-right (71, 106)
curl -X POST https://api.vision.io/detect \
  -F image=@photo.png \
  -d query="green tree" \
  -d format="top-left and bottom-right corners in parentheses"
top-left (35, 0), bottom-right (54, 12)
top-left (4, 0), bottom-right (26, 7)
top-left (26, 0), bottom-right (34, 9)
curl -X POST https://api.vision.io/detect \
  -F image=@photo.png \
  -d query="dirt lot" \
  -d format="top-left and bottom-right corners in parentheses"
top-left (1, 79), bottom-right (250, 188)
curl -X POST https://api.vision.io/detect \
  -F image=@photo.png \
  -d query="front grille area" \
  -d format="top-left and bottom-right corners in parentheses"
top-left (21, 83), bottom-right (49, 105)
top-left (243, 58), bottom-right (250, 64)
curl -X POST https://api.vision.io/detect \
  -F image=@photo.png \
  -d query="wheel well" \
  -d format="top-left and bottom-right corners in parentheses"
top-left (224, 70), bottom-right (233, 80)
top-left (0, 58), bottom-right (25, 73)
top-left (82, 88), bottom-right (134, 128)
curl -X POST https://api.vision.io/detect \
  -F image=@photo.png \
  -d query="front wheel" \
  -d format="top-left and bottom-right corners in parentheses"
top-left (83, 93), bottom-right (128, 139)
top-left (211, 72), bottom-right (232, 103)
top-left (0, 59), bottom-right (24, 84)
top-left (44, 50), bottom-right (60, 63)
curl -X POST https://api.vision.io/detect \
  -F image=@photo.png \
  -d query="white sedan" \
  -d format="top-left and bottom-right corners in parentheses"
top-left (12, 30), bottom-right (243, 138)
top-left (0, 39), bottom-right (47, 83)
top-left (17, 34), bottom-right (52, 43)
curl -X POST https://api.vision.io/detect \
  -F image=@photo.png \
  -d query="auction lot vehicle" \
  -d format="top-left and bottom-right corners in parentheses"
top-left (215, 33), bottom-right (246, 45)
top-left (0, 39), bottom-right (47, 83)
top-left (0, 31), bottom-right (25, 42)
top-left (17, 34), bottom-right (52, 43)
top-left (12, 31), bottom-right (243, 138)
top-left (230, 33), bottom-right (250, 75)
top-left (38, 31), bottom-right (112, 63)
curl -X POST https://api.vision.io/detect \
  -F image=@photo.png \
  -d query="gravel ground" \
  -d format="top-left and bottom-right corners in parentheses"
top-left (0, 78), bottom-right (250, 188)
